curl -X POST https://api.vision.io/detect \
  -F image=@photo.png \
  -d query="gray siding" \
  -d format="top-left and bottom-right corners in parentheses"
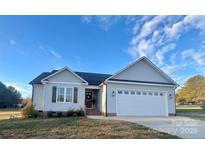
top-left (113, 60), bottom-right (171, 83)
top-left (106, 82), bottom-right (176, 115)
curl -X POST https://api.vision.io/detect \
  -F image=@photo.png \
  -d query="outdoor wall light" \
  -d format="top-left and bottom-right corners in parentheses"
top-left (169, 94), bottom-right (172, 99)
top-left (112, 91), bottom-right (115, 97)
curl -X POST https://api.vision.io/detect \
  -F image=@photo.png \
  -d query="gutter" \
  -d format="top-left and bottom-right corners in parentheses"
top-left (106, 80), bottom-right (177, 87)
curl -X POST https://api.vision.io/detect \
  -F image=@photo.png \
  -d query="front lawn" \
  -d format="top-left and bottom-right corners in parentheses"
top-left (0, 108), bottom-right (21, 120)
top-left (0, 117), bottom-right (178, 139)
top-left (177, 107), bottom-right (205, 121)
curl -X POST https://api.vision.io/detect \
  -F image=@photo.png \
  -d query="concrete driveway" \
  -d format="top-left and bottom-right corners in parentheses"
top-left (88, 116), bottom-right (205, 139)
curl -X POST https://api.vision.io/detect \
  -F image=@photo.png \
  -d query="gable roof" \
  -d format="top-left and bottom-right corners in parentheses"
top-left (106, 56), bottom-right (178, 85)
top-left (30, 57), bottom-right (177, 86)
top-left (41, 67), bottom-right (88, 84)
top-left (29, 69), bottom-right (111, 85)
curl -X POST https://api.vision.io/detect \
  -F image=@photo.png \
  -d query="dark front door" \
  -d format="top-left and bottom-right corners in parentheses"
top-left (85, 92), bottom-right (93, 108)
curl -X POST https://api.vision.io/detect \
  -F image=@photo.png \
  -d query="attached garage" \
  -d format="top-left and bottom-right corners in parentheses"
top-left (104, 56), bottom-right (177, 116)
top-left (116, 89), bottom-right (168, 116)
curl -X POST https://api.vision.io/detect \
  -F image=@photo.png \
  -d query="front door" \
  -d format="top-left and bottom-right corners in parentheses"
top-left (85, 92), bottom-right (93, 108)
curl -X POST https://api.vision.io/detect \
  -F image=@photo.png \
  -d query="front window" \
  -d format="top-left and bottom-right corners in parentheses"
top-left (57, 87), bottom-right (65, 102)
top-left (118, 90), bottom-right (123, 94)
top-left (66, 88), bottom-right (73, 102)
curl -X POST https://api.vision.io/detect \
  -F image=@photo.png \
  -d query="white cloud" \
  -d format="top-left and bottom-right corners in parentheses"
top-left (128, 39), bottom-right (155, 58)
top-left (49, 49), bottom-right (62, 59)
top-left (161, 65), bottom-right (179, 75)
top-left (155, 43), bottom-right (176, 65)
top-left (4, 82), bottom-right (32, 98)
top-left (81, 15), bottom-right (121, 31)
top-left (9, 39), bottom-right (16, 45)
top-left (164, 21), bottom-right (185, 39)
top-left (132, 16), bottom-right (167, 44)
top-left (184, 15), bottom-right (205, 30)
top-left (81, 16), bottom-right (93, 23)
top-left (127, 15), bottom-right (205, 78)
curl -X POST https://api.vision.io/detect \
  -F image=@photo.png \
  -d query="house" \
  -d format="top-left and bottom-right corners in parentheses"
top-left (29, 56), bottom-right (178, 116)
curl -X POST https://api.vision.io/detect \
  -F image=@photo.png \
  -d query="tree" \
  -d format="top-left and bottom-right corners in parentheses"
top-left (177, 75), bottom-right (205, 104)
top-left (0, 82), bottom-right (22, 108)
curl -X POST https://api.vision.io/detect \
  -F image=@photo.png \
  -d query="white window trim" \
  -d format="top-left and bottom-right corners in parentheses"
top-left (56, 86), bottom-right (74, 103)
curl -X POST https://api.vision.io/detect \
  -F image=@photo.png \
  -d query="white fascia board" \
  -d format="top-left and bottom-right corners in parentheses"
top-left (106, 80), bottom-right (176, 88)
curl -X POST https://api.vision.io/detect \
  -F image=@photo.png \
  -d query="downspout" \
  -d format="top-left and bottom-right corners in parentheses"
top-left (31, 85), bottom-right (34, 104)
top-left (105, 82), bottom-right (108, 117)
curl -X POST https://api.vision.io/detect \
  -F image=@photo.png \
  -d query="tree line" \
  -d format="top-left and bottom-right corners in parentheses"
top-left (176, 75), bottom-right (205, 104)
top-left (0, 81), bottom-right (22, 108)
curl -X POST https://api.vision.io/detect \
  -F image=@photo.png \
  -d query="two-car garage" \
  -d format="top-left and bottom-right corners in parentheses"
top-left (116, 89), bottom-right (168, 116)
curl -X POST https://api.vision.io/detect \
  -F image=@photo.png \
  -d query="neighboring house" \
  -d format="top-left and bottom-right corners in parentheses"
top-left (30, 56), bottom-right (178, 116)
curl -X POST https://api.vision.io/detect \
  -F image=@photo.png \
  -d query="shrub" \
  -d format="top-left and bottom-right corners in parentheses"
top-left (47, 111), bottom-right (53, 118)
top-left (21, 100), bottom-right (38, 118)
top-left (75, 108), bottom-right (85, 116)
top-left (65, 108), bottom-right (85, 117)
top-left (66, 110), bottom-right (75, 116)
top-left (57, 112), bottom-right (62, 117)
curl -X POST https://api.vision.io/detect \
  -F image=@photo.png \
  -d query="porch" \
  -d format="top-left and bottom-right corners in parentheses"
top-left (85, 87), bottom-right (102, 115)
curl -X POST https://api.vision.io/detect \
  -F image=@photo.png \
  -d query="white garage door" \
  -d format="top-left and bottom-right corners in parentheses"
top-left (116, 89), bottom-right (168, 116)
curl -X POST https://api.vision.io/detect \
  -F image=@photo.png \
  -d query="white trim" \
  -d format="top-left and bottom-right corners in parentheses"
top-left (85, 85), bottom-right (100, 89)
top-left (55, 86), bottom-right (74, 103)
top-left (106, 56), bottom-right (178, 86)
top-left (41, 67), bottom-right (88, 84)
top-left (46, 81), bottom-right (88, 85)
top-left (115, 88), bottom-right (168, 116)
top-left (106, 80), bottom-right (176, 88)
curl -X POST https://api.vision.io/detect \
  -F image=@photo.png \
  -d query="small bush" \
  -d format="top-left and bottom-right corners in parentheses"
top-left (47, 111), bottom-right (53, 118)
top-left (66, 110), bottom-right (75, 116)
top-left (72, 112), bottom-right (78, 117)
top-left (21, 100), bottom-right (38, 118)
top-left (75, 108), bottom-right (85, 116)
top-left (57, 112), bottom-right (62, 117)
top-left (65, 108), bottom-right (85, 117)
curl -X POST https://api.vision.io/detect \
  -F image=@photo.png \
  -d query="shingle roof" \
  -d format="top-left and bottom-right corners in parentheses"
top-left (75, 72), bottom-right (112, 85)
top-left (29, 70), bottom-right (112, 85)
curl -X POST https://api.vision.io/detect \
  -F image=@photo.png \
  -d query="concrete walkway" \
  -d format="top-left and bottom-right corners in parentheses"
top-left (88, 116), bottom-right (205, 139)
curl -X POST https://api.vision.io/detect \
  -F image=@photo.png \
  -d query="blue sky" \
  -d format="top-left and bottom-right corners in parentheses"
top-left (0, 15), bottom-right (205, 97)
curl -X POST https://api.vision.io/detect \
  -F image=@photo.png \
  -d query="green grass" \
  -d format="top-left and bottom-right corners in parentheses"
top-left (0, 117), bottom-right (178, 139)
top-left (177, 108), bottom-right (205, 121)
top-left (176, 106), bottom-right (204, 110)
top-left (0, 108), bottom-right (21, 120)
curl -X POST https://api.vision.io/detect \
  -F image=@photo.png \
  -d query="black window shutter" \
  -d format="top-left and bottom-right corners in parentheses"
top-left (52, 86), bottom-right (57, 103)
top-left (73, 87), bottom-right (78, 103)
